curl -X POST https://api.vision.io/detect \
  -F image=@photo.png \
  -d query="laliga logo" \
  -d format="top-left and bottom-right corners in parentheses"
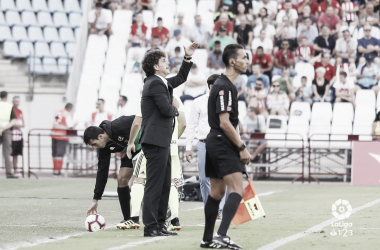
top-left (332, 199), bottom-right (352, 220)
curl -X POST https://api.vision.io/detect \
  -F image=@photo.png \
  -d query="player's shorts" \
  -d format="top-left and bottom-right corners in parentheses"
top-left (120, 149), bottom-right (141, 168)
top-left (205, 129), bottom-right (246, 179)
top-left (132, 151), bottom-right (184, 186)
top-left (11, 140), bottom-right (23, 156)
top-left (52, 138), bottom-right (68, 157)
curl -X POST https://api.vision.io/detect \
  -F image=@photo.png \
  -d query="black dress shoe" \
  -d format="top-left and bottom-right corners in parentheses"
top-left (144, 229), bottom-right (168, 237)
top-left (161, 227), bottom-right (178, 236)
top-left (6, 175), bottom-right (19, 179)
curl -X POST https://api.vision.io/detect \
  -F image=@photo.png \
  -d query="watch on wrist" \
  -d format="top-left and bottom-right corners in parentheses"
top-left (184, 56), bottom-right (192, 60)
top-left (238, 143), bottom-right (246, 151)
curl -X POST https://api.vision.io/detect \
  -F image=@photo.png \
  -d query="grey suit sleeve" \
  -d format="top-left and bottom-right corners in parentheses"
top-left (150, 81), bottom-right (179, 117)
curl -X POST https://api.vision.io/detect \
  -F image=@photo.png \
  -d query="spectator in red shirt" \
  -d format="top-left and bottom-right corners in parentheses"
top-left (127, 12), bottom-right (148, 50)
top-left (273, 40), bottom-right (297, 77)
top-left (252, 46), bottom-right (273, 79)
top-left (319, 0), bottom-right (340, 15)
top-left (318, 5), bottom-right (341, 35)
top-left (213, 12), bottom-right (234, 37)
top-left (151, 17), bottom-right (169, 46)
top-left (11, 96), bottom-right (24, 175)
top-left (137, 0), bottom-right (153, 12)
top-left (297, 36), bottom-right (315, 62)
top-left (298, 0), bottom-right (319, 16)
top-left (312, 52), bottom-right (337, 83)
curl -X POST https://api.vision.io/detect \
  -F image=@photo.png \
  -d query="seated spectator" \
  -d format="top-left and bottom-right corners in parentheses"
top-left (251, 29), bottom-right (273, 55)
top-left (233, 74), bottom-right (247, 101)
top-left (137, 0), bottom-right (153, 12)
top-left (165, 29), bottom-right (191, 58)
top-left (359, 2), bottom-right (380, 27)
top-left (253, 16), bottom-right (276, 40)
top-left (151, 17), bottom-right (169, 46)
top-left (273, 28), bottom-right (298, 54)
top-left (276, 16), bottom-right (297, 39)
top-left (180, 64), bottom-right (207, 103)
top-left (335, 30), bottom-right (357, 64)
top-left (355, 55), bottom-right (380, 94)
top-left (130, 52), bottom-right (142, 73)
top-left (278, 68), bottom-right (296, 101)
top-left (246, 78), bottom-right (269, 119)
top-left (208, 25), bottom-right (236, 50)
top-left (297, 0), bottom-right (319, 16)
top-left (267, 80), bottom-right (290, 115)
top-left (234, 2), bottom-right (254, 25)
top-left (341, 0), bottom-right (359, 26)
top-left (207, 41), bottom-right (225, 75)
top-left (313, 25), bottom-right (336, 56)
top-left (255, 0), bottom-right (278, 21)
top-left (334, 71), bottom-right (355, 106)
top-left (297, 17), bottom-right (318, 45)
top-left (127, 12), bottom-right (147, 49)
top-left (213, 12), bottom-right (234, 37)
top-left (241, 107), bottom-right (267, 161)
top-left (251, 47), bottom-right (273, 79)
top-left (273, 40), bottom-right (297, 77)
top-left (276, 0), bottom-right (299, 27)
top-left (296, 76), bottom-right (313, 105)
top-left (318, 6), bottom-right (341, 35)
top-left (146, 36), bottom-right (164, 53)
top-left (190, 15), bottom-right (210, 49)
top-left (297, 36), bottom-right (314, 62)
top-left (297, 5), bottom-right (318, 25)
top-left (88, 3), bottom-right (113, 36)
top-left (354, 16), bottom-right (380, 40)
top-left (357, 23), bottom-right (380, 64)
top-left (233, 16), bottom-right (253, 49)
top-left (319, 0), bottom-right (340, 15)
top-left (171, 13), bottom-right (190, 38)
top-left (169, 47), bottom-right (183, 69)
top-left (248, 63), bottom-right (270, 89)
top-left (254, 7), bottom-right (269, 27)
top-left (311, 52), bottom-right (336, 82)
top-left (231, 0), bottom-right (253, 17)
top-left (312, 67), bottom-right (331, 102)
top-left (214, 4), bottom-right (234, 22)
top-left (372, 111), bottom-right (380, 140)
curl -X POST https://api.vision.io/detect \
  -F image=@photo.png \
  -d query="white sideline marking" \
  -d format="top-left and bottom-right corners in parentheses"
top-left (106, 237), bottom-right (167, 250)
top-left (257, 198), bottom-right (380, 250)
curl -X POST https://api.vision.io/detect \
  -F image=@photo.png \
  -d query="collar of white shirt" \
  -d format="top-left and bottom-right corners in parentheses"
top-left (155, 74), bottom-right (168, 88)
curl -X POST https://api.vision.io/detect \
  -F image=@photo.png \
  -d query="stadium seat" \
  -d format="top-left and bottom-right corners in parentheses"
top-left (68, 12), bottom-right (81, 28)
top-left (34, 41), bottom-right (53, 57)
top-left (6, 10), bottom-right (23, 26)
top-left (309, 119), bottom-right (331, 148)
top-left (28, 57), bottom-right (46, 74)
top-left (16, 0), bottom-right (34, 11)
top-left (355, 89), bottom-right (376, 108)
top-left (19, 41), bottom-right (34, 57)
top-left (43, 26), bottom-right (61, 42)
top-left (294, 62), bottom-right (315, 88)
top-left (191, 49), bottom-right (208, 76)
top-left (125, 47), bottom-right (147, 73)
top-left (48, 0), bottom-right (66, 13)
top-left (37, 12), bottom-right (55, 27)
top-left (64, 0), bottom-right (82, 13)
top-left (79, 72), bottom-right (101, 89)
top-left (176, 0), bottom-right (196, 27)
top-left (50, 42), bottom-right (67, 58)
top-left (142, 10), bottom-right (154, 30)
top-left (87, 34), bottom-right (108, 52)
top-left (289, 102), bottom-right (311, 122)
top-left (65, 42), bottom-right (76, 57)
top-left (74, 81), bottom-right (99, 123)
top-left (1, 0), bottom-right (18, 10)
top-left (32, 0), bottom-right (49, 12)
top-left (3, 41), bottom-right (23, 58)
top-left (43, 57), bottom-right (62, 74)
top-left (121, 73), bottom-right (143, 114)
top-left (57, 57), bottom-right (70, 73)
top-left (332, 103), bottom-right (354, 124)
top-left (53, 12), bottom-right (70, 27)
top-left (74, 27), bottom-right (81, 39)
top-left (156, 0), bottom-right (176, 13)
top-left (197, 0), bottom-right (215, 14)
top-left (311, 102), bottom-right (332, 123)
top-left (100, 74), bottom-right (122, 91)
top-left (99, 75), bottom-right (122, 115)
top-left (0, 11), bottom-right (6, 24)
top-left (238, 101), bottom-right (247, 122)
top-left (265, 115), bottom-right (288, 148)
top-left (0, 25), bottom-right (14, 41)
top-left (353, 105), bottom-right (376, 141)
top-left (21, 11), bottom-right (39, 27)
top-left (59, 27), bottom-right (76, 42)
top-left (104, 58), bottom-right (125, 78)
top-left (12, 25), bottom-right (30, 41)
top-left (112, 10), bottom-right (133, 43)
top-left (286, 118), bottom-right (309, 148)
top-left (28, 26), bottom-right (45, 41)
top-left (330, 120), bottom-right (352, 149)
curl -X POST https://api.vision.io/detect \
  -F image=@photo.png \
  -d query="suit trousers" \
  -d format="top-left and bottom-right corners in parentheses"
top-left (141, 143), bottom-right (171, 231)
top-left (0, 129), bottom-right (12, 176)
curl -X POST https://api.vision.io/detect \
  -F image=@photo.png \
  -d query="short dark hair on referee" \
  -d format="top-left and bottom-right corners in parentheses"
top-left (207, 74), bottom-right (219, 89)
top-left (65, 103), bottom-right (73, 110)
top-left (222, 44), bottom-right (244, 67)
top-left (83, 126), bottom-right (105, 145)
top-left (142, 49), bottom-right (166, 77)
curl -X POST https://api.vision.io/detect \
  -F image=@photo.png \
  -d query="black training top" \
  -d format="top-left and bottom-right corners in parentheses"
top-left (208, 74), bottom-right (239, 130)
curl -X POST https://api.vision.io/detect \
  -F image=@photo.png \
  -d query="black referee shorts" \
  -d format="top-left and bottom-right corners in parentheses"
top-left (120, 149), bottom-right (141, 168)
top-left (205, 129), bottom-right (246, 179)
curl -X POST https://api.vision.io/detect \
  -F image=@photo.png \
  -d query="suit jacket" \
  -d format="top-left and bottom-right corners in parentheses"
top-left (140, 60), bottom-right (192, 148)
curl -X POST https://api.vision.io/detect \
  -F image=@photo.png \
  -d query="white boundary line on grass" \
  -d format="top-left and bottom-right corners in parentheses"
top-left (106, 237), bottom-right (167, 250)
top-left (257, 198), bottom-right (380, 250)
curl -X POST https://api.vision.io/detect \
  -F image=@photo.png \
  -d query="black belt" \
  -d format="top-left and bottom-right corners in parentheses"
top-left (199, 139), bottom-right (206, 143)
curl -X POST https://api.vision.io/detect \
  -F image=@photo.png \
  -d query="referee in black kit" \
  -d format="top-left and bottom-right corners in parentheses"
top-left (201, 44), bottom-right (251, 249)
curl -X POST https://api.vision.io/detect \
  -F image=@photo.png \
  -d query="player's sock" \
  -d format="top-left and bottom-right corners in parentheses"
top-left (217, 192), bottom-right (242, 236)
top-left (130, 182), bottom-right (144, 217)
top-left (53, 158), bottom-right (63, 173)
top-left (117, 186), bottom-right (131, 221)
top-left (168, 184), bottom-right (179, 220)
top-left (202, 195), bottom-right (221, 242)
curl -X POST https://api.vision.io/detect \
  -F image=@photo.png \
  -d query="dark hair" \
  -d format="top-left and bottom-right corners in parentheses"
top-left (120, 95), bottom-right (128, 102)
top-left (256, 78), bottom-right (263, 83)
top-left (253, 63), bottom-right (261, 68)
top-left (214, 40), bottom-right (221, 45)
top-left (157, 17), bottom-right (163, 21)
top-left (83, 126), bottom-right (105, 145)
top-left (339, 71), bottom-right (347, 78)
top-left (142, 50), bottom-right (166, 77)
top-left (65, 103), bottom-right (73, 110)
top-left (98, 98), bottom-right (105, 103)
top-left (256, 46), bottom-right (263, 51)
top-left (174, 46), bottom-right (181, 52)
top-left (301, 76), bottom-right (307, 80)
top-left (0, 91), bottom-right (7, 99)
top-left (207, 74), bottom-right (219, 89)
top-left (222, 44), bottom-right (244, 67)
top-left (321, 24), bottom-right (330, 30)
top-left (95, 2), bottom-right (102, 8)
top-left (375, 111), bottom-right (380, 122)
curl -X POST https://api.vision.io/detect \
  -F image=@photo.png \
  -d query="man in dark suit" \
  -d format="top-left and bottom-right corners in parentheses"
top-left (140, 42), bottom-right (199, 237)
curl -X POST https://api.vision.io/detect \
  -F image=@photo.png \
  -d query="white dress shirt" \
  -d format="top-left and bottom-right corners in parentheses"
top-left (155, 74), bottom-right (168, 88)
top-left (185, 94), bottom-right (210, 151)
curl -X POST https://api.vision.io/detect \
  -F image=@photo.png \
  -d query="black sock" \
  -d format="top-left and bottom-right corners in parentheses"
top-left (131, 216), bottom-right (139, 223)
top-left (202, 195), bottom-right (221, 242)
top-left (117, 186), bottom-right (131, 221)
top-left (217, 193), bottom-right (242, 236)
